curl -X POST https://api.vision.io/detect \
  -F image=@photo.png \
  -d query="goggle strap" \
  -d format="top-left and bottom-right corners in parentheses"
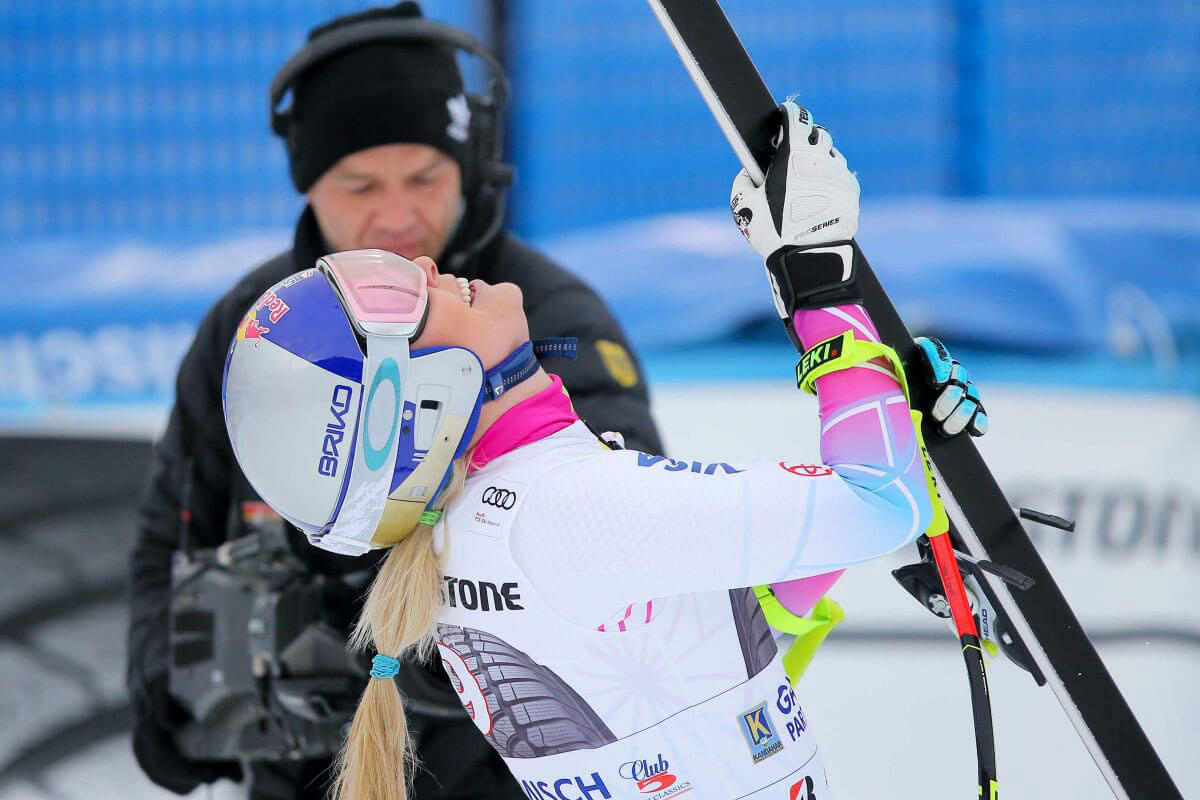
top-left (322, 331), bottom-right (412, 550)
top-left (481, 337), bottom-right (578, 403)
top-left (532, 337), bottom-right (579, 360)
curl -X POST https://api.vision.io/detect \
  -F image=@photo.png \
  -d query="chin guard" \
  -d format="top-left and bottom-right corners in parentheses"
top-left (370, 346), bottom-right (485, 547)
top-left (370, 337), bottom-right (578, 548)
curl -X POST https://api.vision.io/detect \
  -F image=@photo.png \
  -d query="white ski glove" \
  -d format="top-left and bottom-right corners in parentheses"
top-left (730, 100), bottom-right (860, 261)
top-left (730, 101), bottom-right (864, 354)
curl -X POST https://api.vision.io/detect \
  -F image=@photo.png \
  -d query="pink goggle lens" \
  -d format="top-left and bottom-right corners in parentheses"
top-left (320, 250), bottom-right (428, 327)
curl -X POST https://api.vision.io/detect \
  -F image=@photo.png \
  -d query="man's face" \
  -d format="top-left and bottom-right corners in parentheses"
top-left (307, 143), bottom-right (464, 261)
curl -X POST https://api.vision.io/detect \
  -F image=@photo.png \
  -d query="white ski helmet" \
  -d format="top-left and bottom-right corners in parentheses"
top-left (221, 250), bottom-right (485, 557)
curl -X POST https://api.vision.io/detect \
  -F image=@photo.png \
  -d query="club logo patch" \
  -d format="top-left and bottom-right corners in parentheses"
top-left (737, 702), bottom-right (784, 763)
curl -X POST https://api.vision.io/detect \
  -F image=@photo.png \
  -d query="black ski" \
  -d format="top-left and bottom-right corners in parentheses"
top-left (645, 2), bottom-right (1182, 798)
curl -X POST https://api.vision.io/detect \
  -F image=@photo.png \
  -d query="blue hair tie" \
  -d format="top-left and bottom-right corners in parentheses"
top-left (370, 653), bottom-right (400, 679)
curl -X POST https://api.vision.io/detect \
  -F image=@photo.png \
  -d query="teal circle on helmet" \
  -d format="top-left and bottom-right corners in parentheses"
top-left (362, 357), bottom-right (402, 471)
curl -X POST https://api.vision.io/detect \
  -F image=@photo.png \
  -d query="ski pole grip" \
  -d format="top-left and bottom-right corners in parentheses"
top-left (929, 532), bottom-right (979, 639)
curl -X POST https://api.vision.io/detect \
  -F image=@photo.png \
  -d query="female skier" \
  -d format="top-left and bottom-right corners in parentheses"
top-left (222, 101), bottom-right (987, 800)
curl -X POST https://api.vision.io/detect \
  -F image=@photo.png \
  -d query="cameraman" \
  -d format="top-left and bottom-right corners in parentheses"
top-left (126, 3), bottom-right (662, 798)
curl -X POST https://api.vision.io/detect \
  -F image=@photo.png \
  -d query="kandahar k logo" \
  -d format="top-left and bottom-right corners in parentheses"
top-left (737, 702), bottom-right (784, 764)
top-left (482, 486), bottom-right (517, 509)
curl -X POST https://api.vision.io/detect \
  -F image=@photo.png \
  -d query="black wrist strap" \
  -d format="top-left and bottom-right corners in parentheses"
top-left (765, 239), bottom-right (864, 351)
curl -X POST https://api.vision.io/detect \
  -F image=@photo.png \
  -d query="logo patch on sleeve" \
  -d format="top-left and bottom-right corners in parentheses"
top-left (596, 339), bottom-right (639, 388)
top-left (467, 477), bottom-right (525, 539)
top-left (737, 702), bottom-right (784, 763)
top-left (796, 333), bottom-right (846, 389)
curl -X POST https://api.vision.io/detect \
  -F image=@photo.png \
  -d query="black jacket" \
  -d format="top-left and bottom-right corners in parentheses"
top-left (127, 208), bottom-right (663, 797)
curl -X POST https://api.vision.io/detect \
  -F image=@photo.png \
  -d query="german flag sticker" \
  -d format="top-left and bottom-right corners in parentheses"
top-left (596, 339), bottom-right (638, 388)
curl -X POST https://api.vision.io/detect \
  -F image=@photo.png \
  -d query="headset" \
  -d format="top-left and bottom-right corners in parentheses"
top-left (268, 18), bottom-right (515, 271)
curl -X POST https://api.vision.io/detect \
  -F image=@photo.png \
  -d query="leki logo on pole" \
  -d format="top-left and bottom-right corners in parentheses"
top-left (796, 333), bottom-right (845, 388)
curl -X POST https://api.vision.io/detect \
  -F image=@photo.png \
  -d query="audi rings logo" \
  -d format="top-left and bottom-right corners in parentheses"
top-left (482, 487), bottom-right (517, 509)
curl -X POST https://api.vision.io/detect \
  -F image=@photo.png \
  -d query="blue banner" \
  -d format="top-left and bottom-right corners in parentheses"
top-left (3, 200), bottom-right (1198, 432)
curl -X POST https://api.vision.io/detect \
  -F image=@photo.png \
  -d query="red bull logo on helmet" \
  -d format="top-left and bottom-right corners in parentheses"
top-left (235, 310), bottom-right (269, 345)
top-left (254, 288), bottom-right (290, 324)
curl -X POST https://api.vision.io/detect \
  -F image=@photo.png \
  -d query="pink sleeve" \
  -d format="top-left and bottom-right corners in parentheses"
top-left (769, 569), bottom-right (844, 616)
top-left (768, 303), bottom-right (924, 616)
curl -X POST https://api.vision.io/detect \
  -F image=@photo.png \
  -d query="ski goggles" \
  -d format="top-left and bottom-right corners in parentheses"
top-left (313, 250), bottom-right (448, 553)
top-left (318, 248), bottom-right (430, 338)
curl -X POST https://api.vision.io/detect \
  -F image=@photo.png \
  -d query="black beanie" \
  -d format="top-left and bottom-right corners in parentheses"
top-left (283, 2), bottom-right (473, 193)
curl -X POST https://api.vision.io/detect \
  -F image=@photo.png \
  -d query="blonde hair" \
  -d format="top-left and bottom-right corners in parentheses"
top-left (329, 458), bottom-right (469, 800)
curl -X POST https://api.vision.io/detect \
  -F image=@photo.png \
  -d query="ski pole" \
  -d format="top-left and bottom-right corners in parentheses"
top-left (928, 530), bottom-right (999, 800)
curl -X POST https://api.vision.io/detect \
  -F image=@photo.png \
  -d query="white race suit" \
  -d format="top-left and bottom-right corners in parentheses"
top-left (431, 330), bottom-right (933, 800)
